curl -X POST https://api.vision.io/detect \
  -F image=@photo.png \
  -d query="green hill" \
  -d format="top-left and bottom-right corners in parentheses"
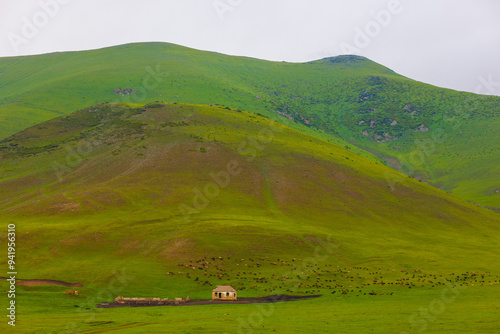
top-left (1, 102), bottom-right (500, 333)
top-left (0, 43), bottom-right (498, 207)
top-left (1, 102), bottom-right (499, 333)
top-left (1, 101), bottom-right (499, 272)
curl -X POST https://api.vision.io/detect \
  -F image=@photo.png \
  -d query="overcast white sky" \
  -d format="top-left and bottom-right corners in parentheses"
top-left (1, 0), bottom-right (499, 96)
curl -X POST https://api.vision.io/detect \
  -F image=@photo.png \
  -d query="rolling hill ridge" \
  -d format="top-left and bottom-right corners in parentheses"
top-left (0, 42), bottom-right (498, 207)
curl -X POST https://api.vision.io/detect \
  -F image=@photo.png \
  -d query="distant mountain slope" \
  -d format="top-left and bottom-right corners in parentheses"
top-left (0, 42), bottom-right (498, 206)
top-left (0, 102), bottom-right (499, 287)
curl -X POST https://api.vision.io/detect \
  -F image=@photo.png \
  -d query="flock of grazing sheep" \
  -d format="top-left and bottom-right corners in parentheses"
top-left (171, 256), bottom-right (500, 297)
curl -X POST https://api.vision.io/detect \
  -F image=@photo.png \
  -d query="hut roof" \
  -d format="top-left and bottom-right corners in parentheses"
top-left (212, 285), bottom-right (236, 292)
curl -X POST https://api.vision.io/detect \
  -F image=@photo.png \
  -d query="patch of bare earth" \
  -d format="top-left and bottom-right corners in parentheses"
top-left (0, 277), bottom-right (82, 287)
top-left (98, 295), bottom-right (322, 308)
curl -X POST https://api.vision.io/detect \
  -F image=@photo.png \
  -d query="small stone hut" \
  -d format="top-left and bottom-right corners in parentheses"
top-left (212, 285), bottom-right (237, 301)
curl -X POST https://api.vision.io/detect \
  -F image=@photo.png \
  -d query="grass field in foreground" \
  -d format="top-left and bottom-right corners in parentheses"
top-left (2, 282), bottom-right (499, 333)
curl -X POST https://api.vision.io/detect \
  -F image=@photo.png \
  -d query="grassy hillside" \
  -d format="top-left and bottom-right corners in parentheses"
top-left (1, 102), bottom-right (499, 333)
top-left (0, 102), bottom-right (499, 333)
top-left (0, 42), bottom-right (498, 207)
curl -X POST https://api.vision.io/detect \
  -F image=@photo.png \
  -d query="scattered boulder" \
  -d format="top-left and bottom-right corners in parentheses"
top-left (414, 124), bottom-right (429, 132)
top-left (359, 90), bottom-right (375, 102)
top-left (403, 104), bottom-right (420, 115)
top-left (114, 88), bottom-right (135, 95)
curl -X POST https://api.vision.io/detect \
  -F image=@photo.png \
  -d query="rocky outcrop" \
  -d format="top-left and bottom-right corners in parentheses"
top-left (403, 104), bottom-right (420, 115)
top-left (114, 88), bottom-right (135, 95)
top-left (414, 124), bottom-right (429, 132)
top-left (359, 90), bottom-right (375, 102)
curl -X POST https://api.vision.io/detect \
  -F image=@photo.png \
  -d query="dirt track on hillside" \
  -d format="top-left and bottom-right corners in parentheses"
top-left (0, 277), bottom-right (82, 287)
top-left (97, 294), bottom-right (322, 308)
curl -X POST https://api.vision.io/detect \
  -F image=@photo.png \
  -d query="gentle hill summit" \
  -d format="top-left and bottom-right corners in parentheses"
top-left (0, 42), bottom-right (498, 207)
top-left (308, 55), bottom-right (381, 66)
top-left (0, 102), bottom-right (499, 291)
